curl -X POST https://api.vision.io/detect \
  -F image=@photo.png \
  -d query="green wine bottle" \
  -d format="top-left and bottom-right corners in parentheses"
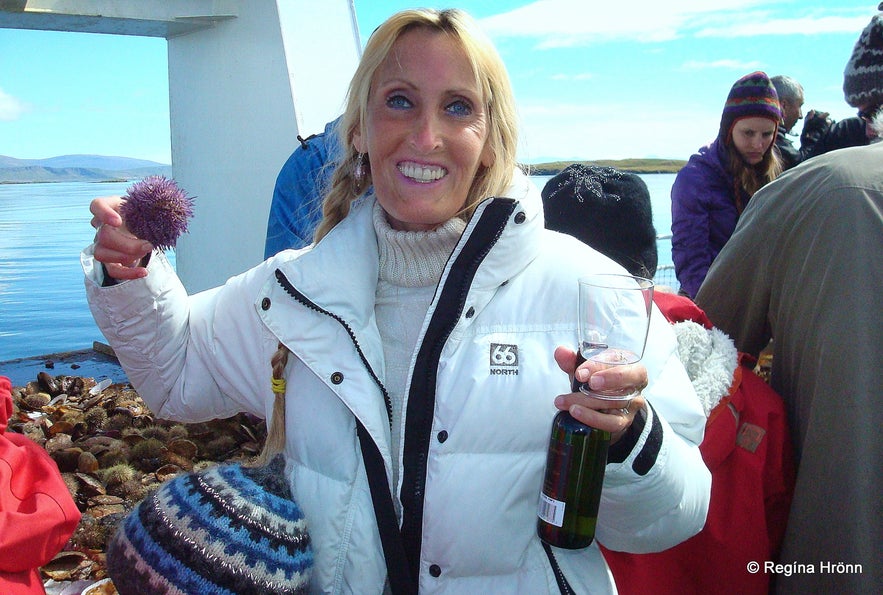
top-left (537, 411), bottom-right (610, 548)
top-left (537, 355), bottom-right (610, 549)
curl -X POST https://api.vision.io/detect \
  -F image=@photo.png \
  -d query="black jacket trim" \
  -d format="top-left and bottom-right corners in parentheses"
top-left (399, 198), bottom-right (516, 581)
top-left (357, 421), bottom-right (417, 594)
top-left (606, 405), bottom-right (646, 464)
top-left (542, 541), bottom-right (576, 595)
top-left (631, 403), bottom-right (663, 476)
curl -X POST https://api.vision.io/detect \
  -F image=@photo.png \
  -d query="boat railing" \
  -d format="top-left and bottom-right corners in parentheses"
top-left (653, 234), bottom-right (679, 291)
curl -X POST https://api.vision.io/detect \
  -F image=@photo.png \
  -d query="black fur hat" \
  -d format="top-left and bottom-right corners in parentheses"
top-left (542, 164), bottom-right (658, 278)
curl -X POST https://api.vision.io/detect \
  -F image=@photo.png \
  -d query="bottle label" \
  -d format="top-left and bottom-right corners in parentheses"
top-left (537, 491), bottom-right (566, 527)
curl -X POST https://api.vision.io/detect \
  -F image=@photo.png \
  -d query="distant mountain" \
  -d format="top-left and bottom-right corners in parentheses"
top-left (1, 154), bottom-right (684, 183)
top-left (0, 155), bottom-right (172, 183)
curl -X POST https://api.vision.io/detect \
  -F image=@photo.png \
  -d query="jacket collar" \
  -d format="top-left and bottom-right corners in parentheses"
top-left (444, 167), bottom-right (543, 294)
top-left (275, 167), bottom-right (543, 320)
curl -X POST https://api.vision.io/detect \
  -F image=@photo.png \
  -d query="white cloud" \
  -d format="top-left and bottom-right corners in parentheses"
top-left (680, 59), bottom-right (765, 71)
top-left (517, 99), bottom-right (720, 162)
top-left (0, 88), bottom-right (28, 121)
top-left (480, 0), bottom-right (869, 48)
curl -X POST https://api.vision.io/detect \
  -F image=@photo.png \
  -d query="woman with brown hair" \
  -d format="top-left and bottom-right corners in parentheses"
top-left (671, 71), bottom-right (783, 298)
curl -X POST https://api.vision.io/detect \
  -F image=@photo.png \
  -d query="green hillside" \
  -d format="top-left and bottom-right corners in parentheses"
top-left (526, 158), bottom-right (686, 175)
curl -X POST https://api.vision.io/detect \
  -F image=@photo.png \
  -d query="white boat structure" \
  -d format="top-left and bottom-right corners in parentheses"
top-left (0, 0), bottom-right (362, 293)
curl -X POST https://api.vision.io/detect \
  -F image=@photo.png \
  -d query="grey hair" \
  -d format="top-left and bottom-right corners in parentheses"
top-left (871, 109), bottom-right (883, 142)
top-left (770, 75), bottom-right (804, 103)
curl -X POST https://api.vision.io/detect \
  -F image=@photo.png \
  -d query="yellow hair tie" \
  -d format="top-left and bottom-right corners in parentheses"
top-left (271, 377), bottom-right (287, 394)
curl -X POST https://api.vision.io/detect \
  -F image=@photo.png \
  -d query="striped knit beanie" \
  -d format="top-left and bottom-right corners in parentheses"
top-left (718, 71), bottom-right (782, 139)
top-left (843, 10), bottom-right (883, 108)
top-left (106, 455), bottom-right (312, 594)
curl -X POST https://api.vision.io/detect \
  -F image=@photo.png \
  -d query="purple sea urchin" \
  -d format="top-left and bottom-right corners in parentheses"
top-left (120, 175), bottom-right (194, 250)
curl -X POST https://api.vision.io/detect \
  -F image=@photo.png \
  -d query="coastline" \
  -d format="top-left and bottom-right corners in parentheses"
top-left (0, 156), bottom-right (684, 184)
top-left (529, 158), bottom-right (686, 175)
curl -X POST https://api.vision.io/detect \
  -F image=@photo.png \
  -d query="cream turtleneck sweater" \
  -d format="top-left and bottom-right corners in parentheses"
top-left (372, 202), bottom-right (466, 494)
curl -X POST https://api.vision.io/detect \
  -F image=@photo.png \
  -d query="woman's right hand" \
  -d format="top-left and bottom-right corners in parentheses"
top-left (553, 346), bottom-right (647, 445)
top-left (90, 196), bottom-right (154, 281)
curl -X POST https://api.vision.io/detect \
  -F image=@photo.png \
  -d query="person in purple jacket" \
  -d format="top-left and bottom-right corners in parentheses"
top-left (670, 71), bottom-right (783, 298)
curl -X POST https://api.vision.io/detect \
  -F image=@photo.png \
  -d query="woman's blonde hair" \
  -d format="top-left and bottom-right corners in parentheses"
top-left (313, 8), bottom-right (519, 242)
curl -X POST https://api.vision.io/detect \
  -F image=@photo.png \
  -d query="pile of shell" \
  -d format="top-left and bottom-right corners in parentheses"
top-left (8, 372), bottom-right (267, 583)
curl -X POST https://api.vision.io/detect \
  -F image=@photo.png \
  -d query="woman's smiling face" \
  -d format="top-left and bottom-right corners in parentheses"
top-left (353, 27), bottom-right (493, 231)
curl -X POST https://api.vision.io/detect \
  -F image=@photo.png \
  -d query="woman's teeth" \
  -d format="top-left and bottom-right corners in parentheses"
top-left (398, 163), bottom-right (446, 182)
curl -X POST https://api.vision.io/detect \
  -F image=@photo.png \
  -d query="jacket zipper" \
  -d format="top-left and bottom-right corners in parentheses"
top-left (274, 269), bottom-right (419, 594)
top-left (273, 268), bottom-right (393, 429)
top-left (399, 197), bottom-right (517, 582)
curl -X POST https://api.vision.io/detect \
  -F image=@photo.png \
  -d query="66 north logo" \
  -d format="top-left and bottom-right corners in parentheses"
top-left (490, 343), bottom-right (519, 376)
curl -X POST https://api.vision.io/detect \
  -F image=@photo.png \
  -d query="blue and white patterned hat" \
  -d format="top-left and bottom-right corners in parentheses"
top-left (106, 455), bottom-right (312, 594)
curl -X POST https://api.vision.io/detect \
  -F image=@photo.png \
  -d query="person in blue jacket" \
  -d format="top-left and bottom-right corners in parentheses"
top-left (264, 117), bottom-right (342, 257)
top-left (670, 71), bottom-right (783, 298)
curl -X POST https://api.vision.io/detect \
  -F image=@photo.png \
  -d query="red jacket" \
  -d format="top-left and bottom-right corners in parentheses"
top-left (601, 293), bottom-right (795, 595)
top-left (1, 376), bottom-right (81, 595)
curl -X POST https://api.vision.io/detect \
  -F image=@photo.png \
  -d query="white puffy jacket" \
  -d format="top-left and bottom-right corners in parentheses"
top-left (83, 171), bottom-right (710, 594)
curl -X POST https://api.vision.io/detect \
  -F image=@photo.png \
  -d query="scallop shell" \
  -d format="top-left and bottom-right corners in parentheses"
top-left (22, 392), bottom-right (51, 410)
top-left (167, 438), bottom-right (198, 459)
top-left (78, 451), bottom-right (101, 473)
top-left (82, 577), bottom-right (118, 595)
top-left (48, 420), bottom-right (76, 436)
top-left (155, 464), bottom-right (184, 482)
top-left (40, 550), bottom-right (92, 582)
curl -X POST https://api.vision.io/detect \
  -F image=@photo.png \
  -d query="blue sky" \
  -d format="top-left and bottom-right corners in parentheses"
top-left (0, 0), bottom-right (878, 164)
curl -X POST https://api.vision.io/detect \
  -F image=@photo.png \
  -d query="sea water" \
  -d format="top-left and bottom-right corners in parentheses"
top-left (0, 181), bottom-right (145, 361)
top-left (0, 175), bottom-right (676, 362)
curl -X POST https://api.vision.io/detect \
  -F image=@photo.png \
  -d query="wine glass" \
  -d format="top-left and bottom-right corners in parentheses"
top-left (576, 273), bottom-right (654, 400)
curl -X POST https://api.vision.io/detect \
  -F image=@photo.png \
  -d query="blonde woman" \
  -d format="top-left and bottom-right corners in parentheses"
top-left (84, 9), bottom-right (710, 593)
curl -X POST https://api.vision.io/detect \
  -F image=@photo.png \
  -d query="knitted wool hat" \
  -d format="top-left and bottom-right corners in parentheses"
top-left (718, 71), bottom-right (782, 139)
top-left (106, 455), bottom-right (312, 594)
top-left (843, 11), bottom-right (883, 108)
top-left (542, 164), bottom-right (658, 278)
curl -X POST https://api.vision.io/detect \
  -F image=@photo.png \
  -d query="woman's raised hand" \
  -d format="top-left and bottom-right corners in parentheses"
top-left (90, 196), bottom-right (154, 281)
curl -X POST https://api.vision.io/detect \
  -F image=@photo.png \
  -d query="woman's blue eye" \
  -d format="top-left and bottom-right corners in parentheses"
top-left (447, 100), bottom-right (473, 116)
top-left (386, 94), bottom-right (412, 109)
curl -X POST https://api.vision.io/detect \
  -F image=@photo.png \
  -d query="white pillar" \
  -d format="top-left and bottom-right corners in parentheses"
top-left (169, 0), bottom-right (360, 292)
